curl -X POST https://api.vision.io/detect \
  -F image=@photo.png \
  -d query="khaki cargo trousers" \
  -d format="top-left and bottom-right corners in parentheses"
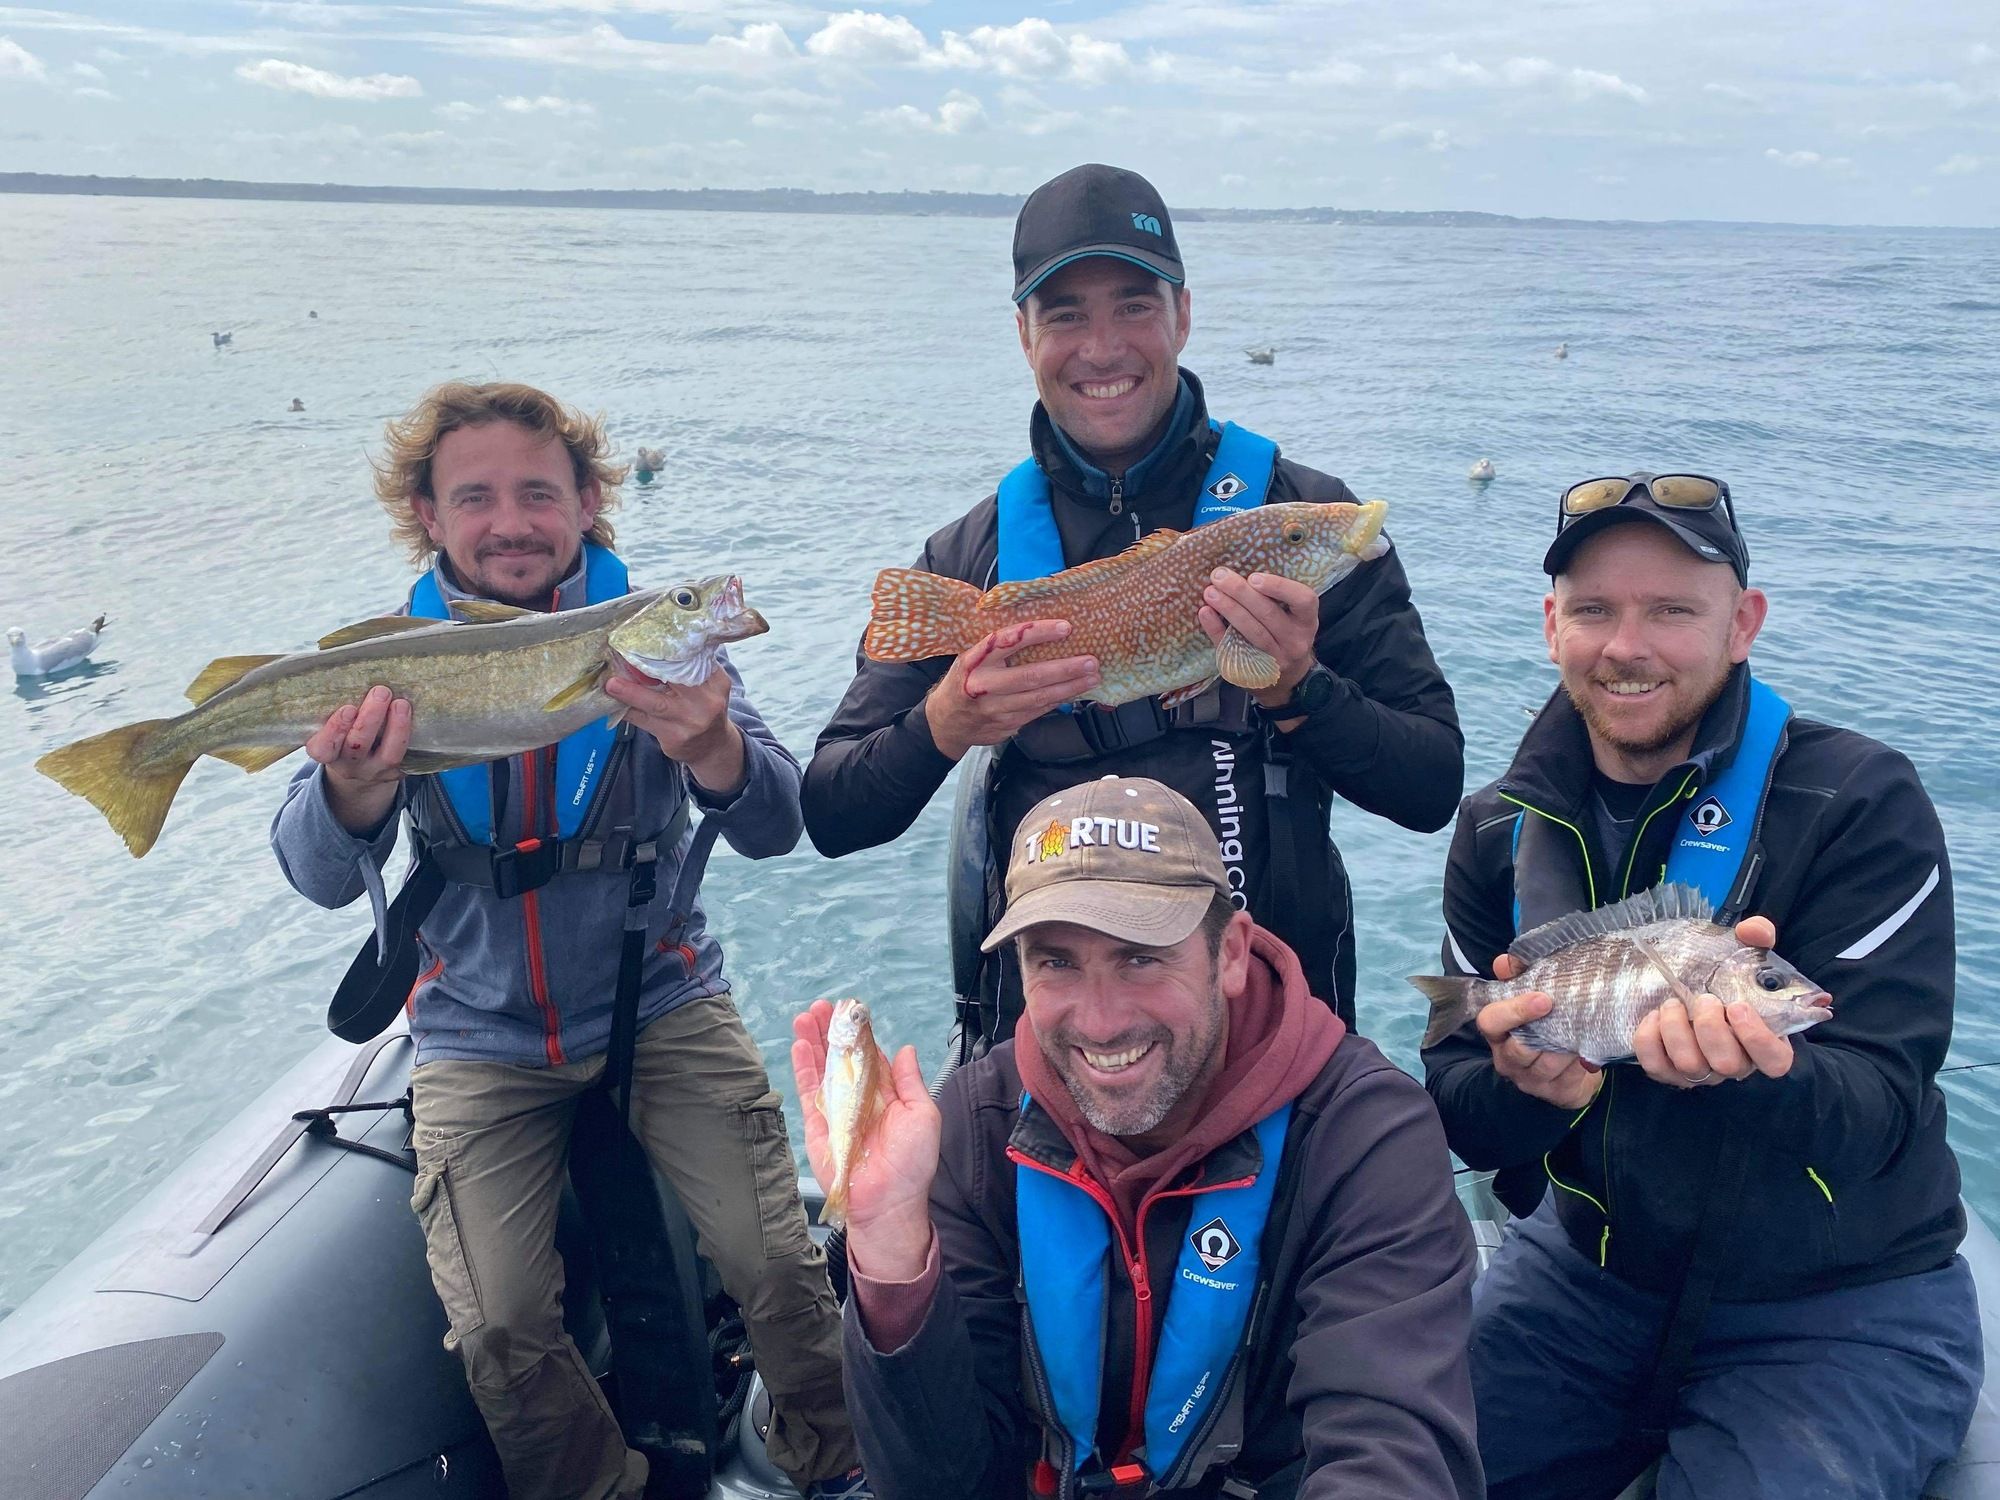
top-left (408, 994), bottom-right (856, 1500)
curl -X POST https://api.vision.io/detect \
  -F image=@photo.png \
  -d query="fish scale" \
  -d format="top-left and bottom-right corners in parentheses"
top-left (861, 500), bottom-right (1389, 708)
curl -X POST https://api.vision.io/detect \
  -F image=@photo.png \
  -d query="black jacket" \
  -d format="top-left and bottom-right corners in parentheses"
top-left (843, 1033), bottom-right (1482, 1500)
top-left (803, 373), bottom-right (1462, 1016)
top-left (1422, 666), bottom-right (1964, 1300)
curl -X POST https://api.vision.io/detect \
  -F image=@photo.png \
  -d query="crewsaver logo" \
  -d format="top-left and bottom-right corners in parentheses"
top-left (1689, 796), bottom-right (1732, 837)
top-left (1207, 473), bottom-right (1248, 502)
top-left (1131, 212), bottom-right (1163, 236)
top-left (1190, 1216), bottom-right (1241, 1273)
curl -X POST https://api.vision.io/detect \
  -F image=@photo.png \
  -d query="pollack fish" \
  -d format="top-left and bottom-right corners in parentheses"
top-left (819, 998), bottom-right (895, 1230)
top-left (35, 576), bottom-right (765, 858)
top-left (1410, 883), bottom-right (1832, 1064)
top-left (861, 500), bottom-right (1389, 708)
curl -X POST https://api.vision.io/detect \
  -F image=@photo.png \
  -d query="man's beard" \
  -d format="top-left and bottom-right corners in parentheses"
top-left (1044, 996), bottom-right (1226, 1139)
top-left (1566, 662), bottom-right (1731, 759)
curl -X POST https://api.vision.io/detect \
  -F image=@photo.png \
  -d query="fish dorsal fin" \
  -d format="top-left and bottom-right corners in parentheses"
top-left (449, 600), bottom-right (535, 625)
top-left (185, 654), bottom-right (285, 705)
top-left (317, 616), bottom-right (437, 650)
top-left (982, 528), bottom-right (1183, 607)
top-left (1507, 882), bottom-right (1714, 968)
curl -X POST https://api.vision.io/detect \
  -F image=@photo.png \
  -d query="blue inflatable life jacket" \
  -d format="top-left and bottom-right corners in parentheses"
top-left (407, 541), bottom-right (628, 845)
top-left (1014, 1095), bottom-right (1291, 1490)
top-left (995, 420), bottom-right (1280, 585)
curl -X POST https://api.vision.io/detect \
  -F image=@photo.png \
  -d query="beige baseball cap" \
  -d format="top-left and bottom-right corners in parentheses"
top-left (980, 775), bottom-right (1231, 953)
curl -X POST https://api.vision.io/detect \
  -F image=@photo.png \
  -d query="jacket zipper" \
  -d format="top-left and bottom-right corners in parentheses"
top-left (1108, 477), bottom-right (1124, 516)
top-left (1019, 1306), bottom-right (1072, 1497)
top-left (1618, 771), bottom-right (1697, 897)
top-left (520, 746), bottom-right (564, 1064)
top-left (1497, 791), bottom-right (1598, 909)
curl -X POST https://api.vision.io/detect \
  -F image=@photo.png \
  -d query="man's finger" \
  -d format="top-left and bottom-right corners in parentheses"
top-left (889, 1045), bottom-right (928, 1107)
top-left (375, 699), bottom-right (413, 767)
top-left (1735, 915), bottom-right (1777, 949)
top-left (1475, 991), bottom-right (1554, 1043)
top-left (968, 655), bottom-right (1098, 695)
top-left (1655, 999), bottom-right (1710, 1079)
top-left (1689, 995), bottom-right (1754, 1079)
top-left (1492, 953), bottom-right (1522, 981)
top-left (1726, 1001), bottom-right (1797, 1078)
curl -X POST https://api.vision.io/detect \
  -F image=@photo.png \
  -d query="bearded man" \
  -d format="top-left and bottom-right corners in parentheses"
top-left (793, 776), bottom-right (1481, 1500)
top-left (1423, 474), bottom-right (1977, 1499)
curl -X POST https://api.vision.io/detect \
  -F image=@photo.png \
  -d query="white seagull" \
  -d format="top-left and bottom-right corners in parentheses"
top-left (1467, 458), bottom-right (1496, 482)
top-left (212, 331), bottom-right (233, 348)
top-left (9, 614), bottom-right (108, 678)
top-left (1553, 342), bottom-right (1568, 360)
top-left (1245, 347), bottom-right (1276, 365)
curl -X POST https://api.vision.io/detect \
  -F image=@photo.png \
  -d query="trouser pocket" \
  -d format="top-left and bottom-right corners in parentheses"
top-left (739, 1090), bottom-right (811, 1261)
top-left (411, 1156), bottom-right (486, 1343)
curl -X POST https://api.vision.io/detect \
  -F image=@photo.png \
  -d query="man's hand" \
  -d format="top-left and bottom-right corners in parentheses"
top-left (604, 666), bottom-right (746, 796)
top-left (920, 620), bottom-right (1099, 762)
top-left (305, 684), bottom-right (410, 835)
top-left (1630, 915), bottom-right (1796, 1088)
top-left (791, 999), bottom-right (942, 1282)
top-left (1198, 568), bottom-right (1320, 709)
top-left (1476, 971), bottom-right (1605, 1109)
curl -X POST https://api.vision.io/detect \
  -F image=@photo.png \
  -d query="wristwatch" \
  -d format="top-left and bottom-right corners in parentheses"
top-left (1260, 664), bottom-right (1340, 721)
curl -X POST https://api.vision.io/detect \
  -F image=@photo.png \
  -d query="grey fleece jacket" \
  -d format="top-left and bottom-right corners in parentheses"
top-left (269, 550), bottom-right (803, 1068)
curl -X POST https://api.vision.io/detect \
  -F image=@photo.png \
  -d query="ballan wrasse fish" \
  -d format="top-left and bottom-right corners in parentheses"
top-left (1410, 884), bottom-right (1831, 1064)
top-left (36, 577), bottom-right (765, 858)
top-left (862, 500), bottom-right (1389, 708)
top-left (819, 998), bottom-right (896, 1230)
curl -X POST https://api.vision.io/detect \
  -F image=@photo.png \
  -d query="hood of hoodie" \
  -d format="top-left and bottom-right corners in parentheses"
top-left (1015, 924), bottom-right (1345, 1231)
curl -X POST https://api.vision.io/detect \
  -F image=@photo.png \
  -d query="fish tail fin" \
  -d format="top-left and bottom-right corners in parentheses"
top-left (863, 568), bottom-right (984, 662)
top-left (820, 1172), bottom-right (851, 1231)
top-left (36, 719), bottom-right (192, 857)
top-left (1409, 974), bottom-right (1481, 1049)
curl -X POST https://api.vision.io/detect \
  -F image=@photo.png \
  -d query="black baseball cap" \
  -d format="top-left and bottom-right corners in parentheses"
top-left (1012, 164), bottom-right (1184, 304)
top-left (1544, 474), bottom-right (1751, 585)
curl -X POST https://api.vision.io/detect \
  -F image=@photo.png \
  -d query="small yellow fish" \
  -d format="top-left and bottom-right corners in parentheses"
top-left (819, 998), bottom-right (895, 1229)
top-left (861, 500), bottom-right (1388, 709)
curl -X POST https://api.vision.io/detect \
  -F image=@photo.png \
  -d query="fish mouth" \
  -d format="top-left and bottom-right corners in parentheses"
top-left (705, 574), bottom-right (769, 643)
top-left (1343, 499), bottom-right (1388, 556)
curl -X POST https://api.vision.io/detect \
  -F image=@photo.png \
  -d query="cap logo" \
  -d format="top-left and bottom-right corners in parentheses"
top-left (1022, 815), bottom-right (1163, 863)
top-left (1130, 212), bottom-right (1163, 236)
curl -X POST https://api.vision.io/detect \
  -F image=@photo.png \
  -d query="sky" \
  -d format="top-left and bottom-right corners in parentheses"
top-left (0, 0), bottom-right (1995, 226)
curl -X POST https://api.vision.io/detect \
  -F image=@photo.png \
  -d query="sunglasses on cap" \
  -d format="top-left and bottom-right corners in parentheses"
top-left (1557, 472), bottom-right (1738, 533)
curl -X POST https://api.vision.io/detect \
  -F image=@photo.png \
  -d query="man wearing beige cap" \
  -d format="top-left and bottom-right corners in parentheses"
top-left (792, 776), bottom-right (1480, 1500)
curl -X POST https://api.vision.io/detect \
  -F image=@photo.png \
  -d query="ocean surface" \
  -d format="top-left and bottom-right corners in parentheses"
top-left (1, 195), bottom-right (1996, 1319)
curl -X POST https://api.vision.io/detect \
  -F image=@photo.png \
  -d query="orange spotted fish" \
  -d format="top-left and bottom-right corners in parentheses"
top-left (863, 501), bottom-right (1389, 708)
top-left (819, 998), bottom-right (897, 1230)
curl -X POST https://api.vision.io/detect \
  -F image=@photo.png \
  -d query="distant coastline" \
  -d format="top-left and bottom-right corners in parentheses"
top-left (0, 171), bottom-right (1843, 230)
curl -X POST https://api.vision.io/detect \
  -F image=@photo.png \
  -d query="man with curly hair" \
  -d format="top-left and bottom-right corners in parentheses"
top-left (270, 382), bottom-right (868, 1500)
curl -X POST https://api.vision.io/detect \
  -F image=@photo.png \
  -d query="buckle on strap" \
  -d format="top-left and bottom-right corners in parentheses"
top-left (490, 837), bottom-right (563, 899)
top-left (1078, 1463), bottom-right (1149, 1494)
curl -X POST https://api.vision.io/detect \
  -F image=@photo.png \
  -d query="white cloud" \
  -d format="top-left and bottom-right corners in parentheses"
top-left (1378, 121), bottom-right (1456, 152)
top-left (74, 84), bottom-right (115, 100)
top-left (1972, 43), bottom-right (1993, 66)
top-left (1285, 55), bottom-right (1364, 88)
top-left (235, 58), bottom-right (422, 101)
top-left (445, 19), bottom-right (794, 76)
top-left (1937, 154), bottom-right (1985, 176)
top-left (1765, 147), bottom-right (1851, 171)
top-left (70, 59), bottom-right (104, 82)
top-left (869, 87), bottom-right (985, 134)
top-left (500, 94), bottom-right (595, 115)
top-left (0, 35), bottom-right (45, 80)
top-left (434, 100), bottom-right (482, 120)
top-left (1396, 52), bottom-right (1645, 103)
top-left (806, 12), bottom-right (1160, 86)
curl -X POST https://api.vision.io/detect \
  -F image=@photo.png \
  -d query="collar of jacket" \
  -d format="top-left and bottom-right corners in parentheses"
top-left (1005, 1084), bottom-right (1268, 1193)
top-left (1029, 368), bottom-right (1209, 508)
top-left (1499, 662), bottom-right (1755, 818)
top-left (430, 544), bottom-right (593, 613)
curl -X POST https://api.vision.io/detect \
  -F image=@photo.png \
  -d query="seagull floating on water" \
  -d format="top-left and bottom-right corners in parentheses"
top-left (1553, 342), bottom-right (1568, 360)
top-left (308, 310), bottom-right (319, 320)
top-left (1245, 347), bottom-right (1275, 365)
top-left (633, 446), bottom-right (666, 482)
top-left (1467, 458), bottom-right (1496, 483)
top-left (212, 331), bottom-right (233, 348)
top-left (289, 398), bottom-right (306, 412)
top-left (9, 615), bottom-right (108, 678)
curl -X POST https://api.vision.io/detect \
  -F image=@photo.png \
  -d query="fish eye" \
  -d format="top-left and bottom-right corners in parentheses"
top-left (1283, 524), bottom-right (1306, 544)
top-left (1757, 969), bottom-right (1784, 992)
top-left (670, 587), bottom-right (698, 609)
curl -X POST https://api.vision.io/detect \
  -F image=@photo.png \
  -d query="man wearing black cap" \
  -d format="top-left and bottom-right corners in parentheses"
top-left (1422, 473), bottom-right (1977, 1498)
top-left (804, 163), bottom-right (1462, 1037)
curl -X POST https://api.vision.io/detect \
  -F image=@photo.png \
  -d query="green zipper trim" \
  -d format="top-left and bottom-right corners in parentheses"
top-left (1598, 1225), bottom-right (1611, 1268)
top-left (1806, 1166), bottom-right (1834, 1204)
top-left (1544, 1095), bottom-right (1609, 1216)
top-left (1619, 771), bottom-right (1698, 898)
top-left (1498, 791), bottom-right (1598, 910)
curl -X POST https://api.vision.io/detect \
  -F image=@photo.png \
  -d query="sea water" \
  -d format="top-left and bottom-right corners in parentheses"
top-left (0, 195), bottom-right (1995, 1316)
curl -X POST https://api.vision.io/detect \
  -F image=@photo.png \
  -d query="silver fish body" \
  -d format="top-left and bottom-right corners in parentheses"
top-left (1412, 884), bottom-right (1832, 1064)
top-left (819, 998), bottom-right (893, 1230)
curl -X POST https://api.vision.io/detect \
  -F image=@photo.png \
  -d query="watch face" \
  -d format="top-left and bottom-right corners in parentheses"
top-left (1296, 669), bottom-right (1336, 711)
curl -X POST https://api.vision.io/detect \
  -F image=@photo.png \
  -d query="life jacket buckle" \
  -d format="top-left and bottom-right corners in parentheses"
top-left (1078, 1461), bottom-right (1149, 1494)
top-left (490, 837), bottom-right (562, 900)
